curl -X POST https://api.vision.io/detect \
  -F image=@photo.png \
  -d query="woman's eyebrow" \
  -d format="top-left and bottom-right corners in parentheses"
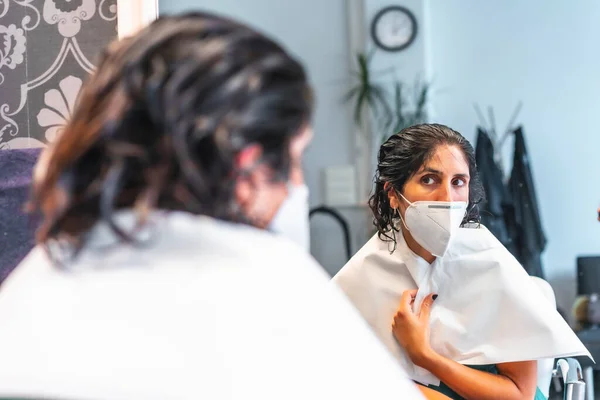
top-left (417, 167), bottom-right (443, 175)
top-left (416, 168), bottom-right (470, 179)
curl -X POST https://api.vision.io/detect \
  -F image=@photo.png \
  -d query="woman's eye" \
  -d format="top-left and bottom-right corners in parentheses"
top-left (453, 178), bottom-right (466, 187)
top-left (421, 176), bottom-right (436, 185)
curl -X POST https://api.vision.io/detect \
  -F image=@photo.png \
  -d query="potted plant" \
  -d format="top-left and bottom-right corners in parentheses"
top-left (344, 50), bottom-right (430, 145)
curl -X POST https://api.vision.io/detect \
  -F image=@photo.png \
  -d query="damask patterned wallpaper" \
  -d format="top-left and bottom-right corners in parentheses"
top-left (0, 0), bottom-right (118, 150)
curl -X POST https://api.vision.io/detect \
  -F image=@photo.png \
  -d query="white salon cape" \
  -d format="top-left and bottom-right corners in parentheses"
top-left (334, 224), bottom-right (591, 386)
top-left (0, 212), bottom-right (425, 400)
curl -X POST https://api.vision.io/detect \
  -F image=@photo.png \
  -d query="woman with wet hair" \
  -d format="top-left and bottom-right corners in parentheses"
top-left (334, 124), bottom-right (588, 400)
top-left (369, 124), bottom-right (485, 249)
top-left (0, 13), bottom-right (427, 399)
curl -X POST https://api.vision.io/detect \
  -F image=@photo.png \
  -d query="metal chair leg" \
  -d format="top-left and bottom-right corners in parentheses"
top-left (584, 366), bottom-right (594, 400)
top-left (554, 358), bottom-right (586, 400)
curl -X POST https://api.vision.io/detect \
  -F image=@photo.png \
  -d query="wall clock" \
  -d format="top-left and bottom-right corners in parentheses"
top-left (371, 6), bottom-right (417, 52)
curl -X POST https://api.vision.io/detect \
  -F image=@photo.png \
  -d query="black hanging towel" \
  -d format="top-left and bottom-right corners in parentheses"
top-left (506, 127), bottom-right (547, 278)
top-left (474, 127), bottom-right (514, 253)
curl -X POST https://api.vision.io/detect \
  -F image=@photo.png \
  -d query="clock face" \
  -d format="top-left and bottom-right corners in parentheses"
top-left (371, 6), bottom-right (417, 52)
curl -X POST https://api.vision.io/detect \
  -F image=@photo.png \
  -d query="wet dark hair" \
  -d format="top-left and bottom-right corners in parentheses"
top-left (369, 123), bottom-right (485, 243)
top-left (29, 12), bottom-right (313, 249)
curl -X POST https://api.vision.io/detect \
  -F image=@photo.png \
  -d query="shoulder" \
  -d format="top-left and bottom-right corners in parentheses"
top-left (333, 231), bottom-right (396, 282)
top-left (0, 217), bottom-right (426, 399)
top-left (4, 212), bottom-right (322, 288)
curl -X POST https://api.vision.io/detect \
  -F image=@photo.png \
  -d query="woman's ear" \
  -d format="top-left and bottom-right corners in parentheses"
top-left (234, 144), bottom-right (262, 172)
top-left (384, 182), bottom-right (401, 211)
top-left (234, 144), bottom-right (263, 207)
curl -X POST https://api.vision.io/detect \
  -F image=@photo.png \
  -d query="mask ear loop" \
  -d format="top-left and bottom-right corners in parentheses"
top-left (384, 187), bottom-right (403, 254)
top-left (396, 208), bottom-right (410, 232)
top-left (392, 189), bottom-right (411, 232)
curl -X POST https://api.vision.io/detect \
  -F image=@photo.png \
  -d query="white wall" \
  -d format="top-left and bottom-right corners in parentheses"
top-left (117, 0), bottom-right (158, 38)
top-left (366, 0), bottom-right (429, 91)
top-left (427, 0), bottom-right (600, 312)
top-left (364, 0), bottom-right (429, 165)
top-left (159, 0), bottom-right (365, 274)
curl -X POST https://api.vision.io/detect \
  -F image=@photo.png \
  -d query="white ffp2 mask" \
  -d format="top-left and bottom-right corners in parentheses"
top-left (398, 193), bottom-right (467, 257)
top-left (268, 184), bottom-right (310, 251)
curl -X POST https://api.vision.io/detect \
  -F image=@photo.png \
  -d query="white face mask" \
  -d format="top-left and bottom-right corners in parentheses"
top-left (268, 184), bottom-right (310, 251)
top-left (398, 193), bottom-right (467, 257)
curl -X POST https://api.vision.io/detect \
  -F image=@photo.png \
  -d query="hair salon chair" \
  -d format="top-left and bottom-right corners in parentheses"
top-left (532, 277), bottom-right (587, 400)
top-left (574, 256), bottom-right (600, 399)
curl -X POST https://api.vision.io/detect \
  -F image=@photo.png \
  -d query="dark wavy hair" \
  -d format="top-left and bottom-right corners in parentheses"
top-left (29, 12), bottom-right (313, 251)
top-left (369, 123), bottom-right (485, 243)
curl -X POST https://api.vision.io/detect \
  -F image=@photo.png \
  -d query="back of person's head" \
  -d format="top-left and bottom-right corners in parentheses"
top-left (369, 123), bottom-right (484, 239)
top-left (30, 12), bottom-right (313, 252)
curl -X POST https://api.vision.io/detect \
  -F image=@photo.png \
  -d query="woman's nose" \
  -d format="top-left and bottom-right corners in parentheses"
top-left (436, 182), bottom-right (453, 202)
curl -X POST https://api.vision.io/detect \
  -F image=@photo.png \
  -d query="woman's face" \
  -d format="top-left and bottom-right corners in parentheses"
top-left (234, 125), bottom-right (312, 228)
top-left (389, 144), bottom-right (471, 215)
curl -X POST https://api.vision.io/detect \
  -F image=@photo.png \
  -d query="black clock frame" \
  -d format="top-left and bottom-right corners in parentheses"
top-left (371, 5), bottom-right (418, 52)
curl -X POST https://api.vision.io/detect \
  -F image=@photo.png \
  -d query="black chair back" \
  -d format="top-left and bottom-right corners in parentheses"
top-left (577, 256), bottom-right (600, 296)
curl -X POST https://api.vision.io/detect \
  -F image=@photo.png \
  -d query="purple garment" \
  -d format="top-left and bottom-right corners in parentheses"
top-left (0, 148), bottom-right (42, 283)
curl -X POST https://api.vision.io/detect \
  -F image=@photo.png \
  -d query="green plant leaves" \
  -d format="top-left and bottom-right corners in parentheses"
top-left (344, 51), bottom-right (430, 145)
